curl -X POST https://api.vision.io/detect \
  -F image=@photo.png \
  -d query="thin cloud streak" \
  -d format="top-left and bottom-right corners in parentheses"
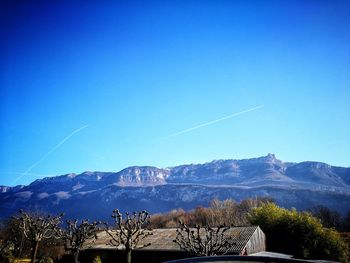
top-left (164, 105), bottom-right (264, 139)
top-left (1, 171), bottom-right (57, 179)
top-left (14, 124), bottom-right (89, 183)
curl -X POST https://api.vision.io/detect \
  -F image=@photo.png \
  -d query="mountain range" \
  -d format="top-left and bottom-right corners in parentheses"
top-left (1, 154), bottom-right (349, 220)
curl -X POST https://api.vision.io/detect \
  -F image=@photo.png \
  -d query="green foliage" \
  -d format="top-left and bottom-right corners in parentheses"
top-left (0, 250), bottom-right (14, 263)
top-left (38, 256), bottom-right (54, 263)
top-left (92, 255), bottom-right (102, 263)
top-left (0, 217), bottom-right (31, 259)
top-left (248, 203), bottom-right (349, 262)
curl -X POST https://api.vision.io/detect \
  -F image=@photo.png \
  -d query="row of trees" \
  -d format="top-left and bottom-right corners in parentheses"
top-left (0, 210), bottom-right (153, 263)
top-left (150, 199), bottom-right (350, 231)
top-left (149, 197), bottom-right (272, 228)
top-left (150, 199), bottom-right (350, 262)
top-left (1, 208), bottom-right (241, 263)
top-left (1, 198), bottom-right (349, 263)
top-left (0, 210), bottom-right (101, 263)
top-left (308, 205), bottom-right (350, 231)
top-left (1, 209), bottom-right (242, 263)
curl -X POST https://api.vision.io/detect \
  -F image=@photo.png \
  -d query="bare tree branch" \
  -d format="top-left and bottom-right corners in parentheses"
top-left (174, 221), bottom-right (237, 256)
top-left (16, 210), bottom-right (63, 263)
top-left (59, 219), bottom-right (101, 263)
top-left (105, 210), bottom-right (152, 263)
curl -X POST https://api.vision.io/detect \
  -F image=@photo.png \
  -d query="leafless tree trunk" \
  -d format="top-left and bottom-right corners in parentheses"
top-left (16, 210), bottom-right (63, 263)
top-left (59, 219), bottom-right (101, 263)
top-left (174, 221), bottom-right (237, 256)
top-left (105, 210), bottom-right (152, 263)
top-left (31, 241), bottom-right (39, 263)
top-left (126, 249), bottom-right (131, 263)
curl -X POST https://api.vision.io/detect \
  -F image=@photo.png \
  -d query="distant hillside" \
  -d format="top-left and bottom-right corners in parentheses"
top-left (1, 154), bottom-right (349, 220)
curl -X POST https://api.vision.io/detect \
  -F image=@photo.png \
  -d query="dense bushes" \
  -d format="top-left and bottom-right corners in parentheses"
top-left (248, 203), bottom-right (349, 262)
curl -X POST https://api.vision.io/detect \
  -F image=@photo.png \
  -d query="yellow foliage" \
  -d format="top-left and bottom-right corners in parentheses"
top-left (12, 259), bottom-right (31, 263)
top-left (248, 203), bottom-right (349, 262)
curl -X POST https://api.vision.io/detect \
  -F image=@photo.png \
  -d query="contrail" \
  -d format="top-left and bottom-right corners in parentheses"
top-left (164, 105), bottom-right (264, 139)
top-left (2, 171), bottom-right (57, 179)
top-left (14, 124), bottom-right (89, 183)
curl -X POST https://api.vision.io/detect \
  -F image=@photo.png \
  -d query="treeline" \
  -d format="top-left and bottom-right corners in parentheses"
top-left (0, 198), bottom-right (349, 263)
top-left (0, 210), bottom-right (152, 263)
top-left (308, 205), bottom-right (350, 232)
top-left (0, 214), bottom-right (64, 263)
top-left (149, 197), bottom-right (272, 228)
top-left (149, 198), bottom-right (350, 232)
top-left (149, 198), bottom-right (349, 262)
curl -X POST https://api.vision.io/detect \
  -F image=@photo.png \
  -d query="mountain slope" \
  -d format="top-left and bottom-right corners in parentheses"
top-left (0, 154), bottom-right (349, 220)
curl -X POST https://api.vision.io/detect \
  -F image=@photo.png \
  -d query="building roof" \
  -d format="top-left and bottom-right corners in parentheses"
top-left (88, 226), bottom-right (261, 254)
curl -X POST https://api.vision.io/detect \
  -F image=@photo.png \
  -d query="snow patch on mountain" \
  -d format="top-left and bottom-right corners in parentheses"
top-left (72, 182), bottom-right (84, 191)
top-left (14, 191), bottom-right (33, 199)
top-left (37, 192), bottom-right (49, 199)
top-left (54, 191), bottom-right (71, 199)
top-left (1, 154), bottom-right (349, 219)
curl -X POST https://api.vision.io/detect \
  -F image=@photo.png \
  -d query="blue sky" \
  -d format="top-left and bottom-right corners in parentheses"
top-left (0, 0), bottom-right (349, 186)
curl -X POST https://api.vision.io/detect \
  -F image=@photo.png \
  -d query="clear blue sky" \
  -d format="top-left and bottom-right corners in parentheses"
top-left (1, 0), bottom-right (349, 186)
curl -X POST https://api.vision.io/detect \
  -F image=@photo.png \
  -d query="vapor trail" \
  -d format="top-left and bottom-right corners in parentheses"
top-left (14, 124), bottom-right (89, 183)
top-left (164, 105), bottom-right (264, 139)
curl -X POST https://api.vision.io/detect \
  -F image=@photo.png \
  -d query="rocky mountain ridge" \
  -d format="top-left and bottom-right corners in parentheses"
top-left (0, 154), bottom-right (349, 220)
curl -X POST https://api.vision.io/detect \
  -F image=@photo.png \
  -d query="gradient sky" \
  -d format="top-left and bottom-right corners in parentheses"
top-left (0, 0), bottom-right (349, 186)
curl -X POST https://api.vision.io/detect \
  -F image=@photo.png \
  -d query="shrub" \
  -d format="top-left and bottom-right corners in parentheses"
top-left (248, 203), bottom-right (349, 262)
top-left (92, 255), bottom-right (102, 263)
top-left (38, 256), bottom-right (54, 263)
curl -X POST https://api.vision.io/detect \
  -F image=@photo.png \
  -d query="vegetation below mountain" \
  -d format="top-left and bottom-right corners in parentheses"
top-left (149, 199), bottom-right (350, 262)
top-left (249, 203), bottom-right (349, 262)
top-left (149, 197), bottom-right (272, 228)
top-left (1, 198), bottom-right (349, 263)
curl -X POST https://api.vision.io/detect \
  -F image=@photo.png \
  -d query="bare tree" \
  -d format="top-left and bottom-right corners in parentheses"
top-left (174, 221), bottom-right (237, 256)
top-left (60, 219), bottom-right (101, 263)
top-left (309, 205), bottom-right (342, 229)
top-left (208, 199), bottom-right (238, 226)
top-left (105, 209), bottom-right (152, 263)
top-left (16, 210), bottom-right (63, 263)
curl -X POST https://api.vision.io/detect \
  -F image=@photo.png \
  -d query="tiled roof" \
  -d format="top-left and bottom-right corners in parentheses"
top-left (219, 226), bottom-right (258, 253)
top-left (88, 226), bottom-right (260, 253)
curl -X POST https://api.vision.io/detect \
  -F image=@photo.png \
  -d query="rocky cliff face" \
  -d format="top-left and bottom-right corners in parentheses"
top-left (115, 167), bottom-right (170, 186)
top-left (0, 154), bottom-right (349, 220)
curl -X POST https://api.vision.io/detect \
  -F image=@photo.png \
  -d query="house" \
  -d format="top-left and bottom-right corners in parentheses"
top-left (81, 226), bottom-right (266, 263)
